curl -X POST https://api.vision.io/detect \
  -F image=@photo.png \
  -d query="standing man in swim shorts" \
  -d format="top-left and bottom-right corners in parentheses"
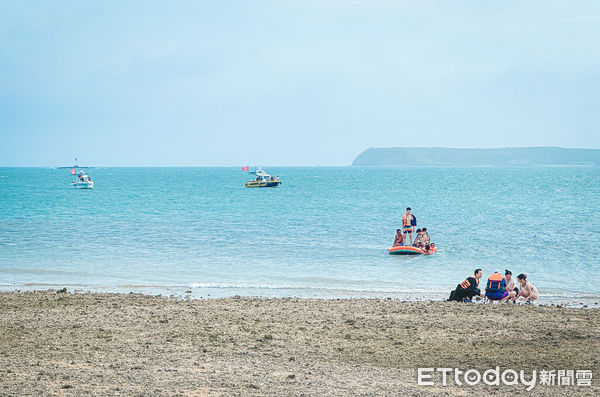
top-left (402, 207), bottom-right (416, 246)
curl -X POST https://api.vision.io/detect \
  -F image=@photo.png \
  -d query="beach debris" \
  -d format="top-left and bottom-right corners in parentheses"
top-left (56, 288), bottom-right (67, 294)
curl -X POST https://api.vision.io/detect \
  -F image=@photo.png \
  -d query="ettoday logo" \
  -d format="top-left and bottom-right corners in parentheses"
top-left (418, 367), bottom-right (593, 391)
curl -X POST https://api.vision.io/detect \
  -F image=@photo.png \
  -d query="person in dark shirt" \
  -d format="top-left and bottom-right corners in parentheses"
top-left (448, 269), bottom-right (483, 302)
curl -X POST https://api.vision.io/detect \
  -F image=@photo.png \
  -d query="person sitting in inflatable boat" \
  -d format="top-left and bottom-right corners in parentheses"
top-left (392, 229), bottom-right (404, 247)
top-left (414, 228), bottom-right (431, 248)
top-left (423, 242), bottom-right (435, 253)
top-left (485, 271), bottom-right (508, 302)
top-left (421, 228), bottom-right (430, 244)
top-left (413, 229), bottom-right (424, 247)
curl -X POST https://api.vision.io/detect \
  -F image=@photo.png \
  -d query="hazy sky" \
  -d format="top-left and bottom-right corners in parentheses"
top-left (1, 1), bottom-right (599, 166)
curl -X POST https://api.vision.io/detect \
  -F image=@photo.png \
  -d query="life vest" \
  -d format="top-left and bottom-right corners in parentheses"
top-left (486, 273), bottom-right (505, 293)
top-left (460, 277), bottom-right (478, 290)
top-left (402, 214), bottom-right (417, 227)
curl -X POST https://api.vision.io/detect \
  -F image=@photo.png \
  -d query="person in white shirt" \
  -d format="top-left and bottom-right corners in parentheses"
top-left (500, 269), bottom-right (517, 303)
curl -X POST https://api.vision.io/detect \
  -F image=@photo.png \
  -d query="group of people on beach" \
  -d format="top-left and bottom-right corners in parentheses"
top-left (392, 207), bottom-right (435, 251)
top-left (392, 207), bottom-right (538, 304)
top-left (448, 269), bottom-right (539, 304)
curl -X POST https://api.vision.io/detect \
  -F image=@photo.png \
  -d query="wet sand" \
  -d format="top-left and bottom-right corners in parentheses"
top-left (0, 290), bottom-right (598, 396)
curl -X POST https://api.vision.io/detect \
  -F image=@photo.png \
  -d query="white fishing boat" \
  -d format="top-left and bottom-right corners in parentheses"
top-left (245, 167), bottom-right (281, 188)
top-left (71, 170), bottom-right (94, 189)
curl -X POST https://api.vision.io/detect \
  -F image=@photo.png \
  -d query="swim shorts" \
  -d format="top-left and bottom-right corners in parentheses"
top-left (486, 291), bottom-right (508, 301)
top-left (403, 226), bottom-right (413, 234)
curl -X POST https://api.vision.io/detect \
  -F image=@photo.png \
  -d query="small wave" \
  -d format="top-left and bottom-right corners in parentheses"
top-left (0, 268), bottom-right (47, 274)
top-left (276, 275), bottom-right (405, 286)
top-left (0, 267), bottom-right (109, 277)
top-left (23, 282), bottom-right (86, 287)
top-left (116, 284), bottom-right (188, 289)
top-left (189, 282), bottom-right (430, 294)
top-left (539, 291), bottom-right (600, 300)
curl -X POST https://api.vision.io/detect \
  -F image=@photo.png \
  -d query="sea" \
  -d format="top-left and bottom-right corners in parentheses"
top-left (1, 167), bottom-right (599, 305)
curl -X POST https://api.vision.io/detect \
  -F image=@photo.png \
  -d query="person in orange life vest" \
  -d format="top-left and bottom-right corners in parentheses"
top-left (393, 229), bottom-right (404, 247)
top-left (485, 271), bottom-right (508, 302)
top-left (402, 207), bottom-right (417, 245)
top-left (499, 269), bottom-right (518, 303)
top-left (448, 269), bottom-right (483, 302)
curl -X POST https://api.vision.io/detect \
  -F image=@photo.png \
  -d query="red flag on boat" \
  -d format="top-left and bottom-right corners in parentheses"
top-left (71, 168), bottom-right (76, 175)
top-left (241, 166), bottom-right (249, 171)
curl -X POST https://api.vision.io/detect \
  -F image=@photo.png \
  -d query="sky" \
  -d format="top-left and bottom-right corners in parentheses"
top-left (1, 0), bottom-right (599, 166)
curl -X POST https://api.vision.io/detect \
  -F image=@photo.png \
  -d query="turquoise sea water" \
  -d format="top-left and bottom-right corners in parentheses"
top-left (0, 167), bottom-right (599, 304)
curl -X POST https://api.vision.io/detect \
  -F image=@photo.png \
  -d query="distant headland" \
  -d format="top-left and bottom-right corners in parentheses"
top-left (352, 147), bottom-right (600, 166)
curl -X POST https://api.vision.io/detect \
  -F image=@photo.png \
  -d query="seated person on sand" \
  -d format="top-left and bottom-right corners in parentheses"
top-left (499, 269), bottom-right (518, 303)
top-left (448, 269), bottom-right (483, 302)
top-left (393, 229), bottom-right (404, 246)
top-left (485, 271), bottom-right (508, 302)
top-left (513, 274), bottom-right (538, 303)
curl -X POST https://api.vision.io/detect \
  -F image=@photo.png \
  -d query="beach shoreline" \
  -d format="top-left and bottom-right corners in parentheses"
top-left (1, 290), bottom-right (598, 396)
top-left (2, 285), bottom-right (599, 309)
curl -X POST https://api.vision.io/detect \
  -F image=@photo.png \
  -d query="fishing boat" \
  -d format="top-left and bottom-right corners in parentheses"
top-left (71, 169), bottom-right (94, 189)
top-left (245, 168), bottom-right (281, 188)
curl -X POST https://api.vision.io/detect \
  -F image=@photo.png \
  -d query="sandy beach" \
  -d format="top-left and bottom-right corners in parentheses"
top-left (0, 290), bottom-right (598, 396)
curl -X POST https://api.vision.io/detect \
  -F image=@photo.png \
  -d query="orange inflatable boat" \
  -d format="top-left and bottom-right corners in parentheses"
top-left (388, 245), bottom-right (437, 255)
